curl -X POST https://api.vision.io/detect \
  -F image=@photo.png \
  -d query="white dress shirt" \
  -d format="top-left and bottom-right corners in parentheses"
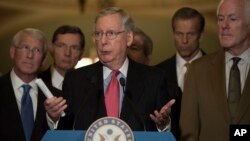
top-left (225, 48), bottom-right (250, 96)
top-left (10, 69), bottom-right (38, 119)
top-left (51, 67), bottom-right (64, 90)
top-left (176, 50), bottom-right (203, 91)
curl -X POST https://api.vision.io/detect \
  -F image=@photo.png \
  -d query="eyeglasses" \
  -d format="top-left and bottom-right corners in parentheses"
top-left (15, 45), bottom-right (43, 55)
top-left (92, 31), bottom-right (125, 40)
top-left (54, 42), bottom-right (82, 53)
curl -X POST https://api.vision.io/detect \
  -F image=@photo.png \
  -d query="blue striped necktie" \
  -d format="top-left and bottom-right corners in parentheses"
top-left (21, 84), bottom-right (34, 141)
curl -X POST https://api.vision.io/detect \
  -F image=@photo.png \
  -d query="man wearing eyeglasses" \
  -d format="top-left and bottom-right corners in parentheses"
top-left (38, 25), bottom-right (85, 90)
top-left (0, 28), bottom-right (63, 141)
top-left (45, 7), bottom-right (175, 132)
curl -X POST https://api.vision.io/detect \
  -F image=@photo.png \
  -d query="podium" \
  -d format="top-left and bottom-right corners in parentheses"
top-left (42, 130), bottom-right (176, 141)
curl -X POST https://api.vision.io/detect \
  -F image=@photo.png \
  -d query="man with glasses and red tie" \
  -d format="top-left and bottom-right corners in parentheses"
top-left (45, 7), bottom-right (175, 132)
top-left (0, 28), bottom-right (63, 141)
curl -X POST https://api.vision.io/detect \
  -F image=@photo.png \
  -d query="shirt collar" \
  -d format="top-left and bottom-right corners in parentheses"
top-left (225, 48), bottom-right (250, 64)
top-left (10, 69), bottom-right (38, 91)
top-left (176, 49), bottom-right (203, 68)
top-left (51, 66), bottom-right (64, 87)
top-left (103, 57), bottom-right (129, 80)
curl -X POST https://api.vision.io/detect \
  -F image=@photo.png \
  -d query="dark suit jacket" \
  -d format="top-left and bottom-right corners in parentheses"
top-left (0, 72), bottom-right (61, 141)
top-left (38, 67), bottom-right (52, 86)
top-left (155, 50), bottom-right (206, 140)
top-left (58, 59), bottom-right (170, 131)
top-left (180, 50), bottom-right (250, 141)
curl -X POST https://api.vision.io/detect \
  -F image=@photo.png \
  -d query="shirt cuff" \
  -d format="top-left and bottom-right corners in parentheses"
top-left (157, 116), bottom-right (171, 132)
top-left (46, 113), bottom-right (60, 130)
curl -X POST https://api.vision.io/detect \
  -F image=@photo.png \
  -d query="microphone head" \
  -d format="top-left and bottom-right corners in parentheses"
top-left (119, 77), bottom-right (126, 87)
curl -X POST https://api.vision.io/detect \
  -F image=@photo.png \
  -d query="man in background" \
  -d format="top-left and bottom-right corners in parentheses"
top-left (0, 28), bottom-right (62, 141)
top-left (156, 7), bottom-right (206, 140)
top-left (39, 25), bottom-right (85, 90)
top-left (180, 0), bottom-right (250, 140)
top-left (127, 27), bottom-right (153, 65)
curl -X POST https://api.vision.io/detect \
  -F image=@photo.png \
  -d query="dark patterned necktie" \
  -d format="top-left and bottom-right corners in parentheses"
top-left (21, 84), bottom-right (34, 141)
top-left (228, 57), bottom-right (241, 121)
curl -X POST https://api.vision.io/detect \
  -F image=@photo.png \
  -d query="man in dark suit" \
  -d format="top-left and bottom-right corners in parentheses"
top-left (0, 28), bottom-right (62, 141)
top-left (45, 7), bottom-right (175, 132)
top-left (156, 7), bottom-right (206, 140)
top-left (38, 25), bottom-right (85, 90)
top-left (180, 0), bottom-right (250, 140)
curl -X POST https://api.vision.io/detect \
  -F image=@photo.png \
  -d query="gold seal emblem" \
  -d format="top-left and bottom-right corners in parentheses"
top-left (85, 117), bottom-right (134, 141)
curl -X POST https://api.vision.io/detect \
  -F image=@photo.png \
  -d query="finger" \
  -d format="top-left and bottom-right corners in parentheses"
top-left (59, 105), bottom-right (67, 113)
top-left (149, 114), bottom-right (157, 123)
top-left (54, 97), bottom-right (64, 104)
top-left (152, 110), bottom-right (164, 123)
top-left (54, 99), bottom-right (67, 112)
top-left (150, 110), bottom-right (160, 121)
top-left (160, 99), bottom-right (175, 114)
top-left (45, 96), bottom-right (56, 105)
top-left (165, 99), bottom-right (175, 108)
top-left (58, 99), bottom-right (66, 108)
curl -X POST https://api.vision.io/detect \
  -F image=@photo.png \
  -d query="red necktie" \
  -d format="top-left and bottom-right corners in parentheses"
top-left (105, 70), bottom-right (120, 117)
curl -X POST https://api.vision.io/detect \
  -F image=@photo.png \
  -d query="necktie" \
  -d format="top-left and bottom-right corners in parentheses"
top-left (184, 63), bottom-right (190, 82)
top-left (21, 84), bottom-right (34, 141)
top-left (105, 70), bottom-right (120, 117)
top-left (228, 57), bottom-right (241, 121)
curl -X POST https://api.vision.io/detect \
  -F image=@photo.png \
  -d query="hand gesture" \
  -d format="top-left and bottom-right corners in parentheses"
top-left (150, 99), bottom-right (175, 130)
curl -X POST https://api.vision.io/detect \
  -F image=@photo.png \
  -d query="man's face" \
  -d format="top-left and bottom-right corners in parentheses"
top-left (94, 13), bottom-right (133, 68)
top-left (52, 33), bottom-right (83, 73)
top-left (10, 34), bottom-right (45, 77)
top-left (173, 18), bottom-right (202, 61)
top-left (128, 35), bottom-right (149, 65)
top-left (217, 0), bottom-right (249, 55)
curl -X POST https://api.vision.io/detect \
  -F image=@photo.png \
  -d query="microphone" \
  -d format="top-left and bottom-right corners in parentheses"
top-left (119, 77), bottom-right (146, 131)
top-left (72, 76), bottom-right (98, 130)
top-left (119, 77), bottom-right (126, 92)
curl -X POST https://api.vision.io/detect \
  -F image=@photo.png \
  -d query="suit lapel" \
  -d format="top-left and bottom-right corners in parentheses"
top-left (1, 74), bottom-right (26, 139)
top-left (120, 60), bottom-right (144, 121)
top-left (85, 62), bottom-right (106, 120)
top-left (169, 56), bottom-right (178, 85)
top-left (211, 51), bottom-right (231, 123)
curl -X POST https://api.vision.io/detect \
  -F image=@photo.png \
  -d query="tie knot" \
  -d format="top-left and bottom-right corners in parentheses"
top-left (22, 84), bottom-right (31, 94)
top-left (232, 57), bottom-right (241, 68)
top-left (232, 57), bottom-right (241, 64)
top-left (111, 70), bottom-right (120, 77)
top-left (185, 63), bottom-right (190, 71)
top-left (185, 63), bottom-right (190, 68)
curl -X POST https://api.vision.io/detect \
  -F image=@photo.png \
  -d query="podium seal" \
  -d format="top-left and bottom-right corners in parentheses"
top-left (85, 117), bottom-right (134, 141)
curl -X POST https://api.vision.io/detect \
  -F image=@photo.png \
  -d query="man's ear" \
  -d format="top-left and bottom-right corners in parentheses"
top-left (9, 46), bottom-right (15, 60)
top-left (126, 31), bottom-right (134, 47)
top-left (199, 32), bottom-right (204, 42)
top-left (79, 48), bottom-right (85, 61)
